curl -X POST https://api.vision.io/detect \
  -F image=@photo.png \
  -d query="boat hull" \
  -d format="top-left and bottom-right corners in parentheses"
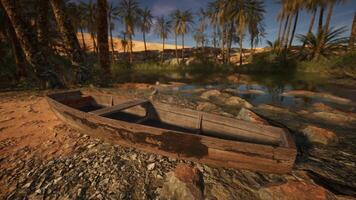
top-left (46, 90), bottom-right (297, 174)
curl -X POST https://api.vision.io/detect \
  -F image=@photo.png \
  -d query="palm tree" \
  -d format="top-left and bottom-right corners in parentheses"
top-left (138, 7), bottom-right (153, 57)
top-left (349, 11), bottom-right (356, 51)
top-left (225, 0), bottom-right (250, 66)
top-left (50, 0), bottom-right (85, 65)
top-left (176, 10), bottom-right (194, 62)
top-left (117, 0), bottom-right (140, 63)
top-left (97, 0), bottom-right (110, 75)
top-left (197, 8), bottom-right (207, 50)
top-left (154, 16), bottom-right (171, 63)
top-left (206, 1), bottom-right (220, 61)
top-left (81, 0), bottom-right (98, 53)
top-left (77, 3), bottom-right (88, 51)
top-left (315, 0), bottom-right (348, 59)
top-left (288, 0), bottom-right (303, 49)
top-left (170, 9), bottom-right (181, 63)
top-left (247, 0), bottom-right (265, 53)
top-left (107, 3), bottom-right (119, 57)
top-left (1, 0), bottom-right (62, 87)
top-left (37, 0), bottom-right (49, 48)
top-left (296, 27), bottom-right (348, 60)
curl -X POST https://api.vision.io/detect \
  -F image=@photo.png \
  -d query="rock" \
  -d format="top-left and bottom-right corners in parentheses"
top-left (310, 112), bottom-right (354, 123)
top-left (225, 96), bottom-right (253, 108)
top-left (158, 164), bottom-right (204, 200)
top-left (223, 88), bottom-right (266, 95)
top-left (147, 163), bottom-right (155, 171)
top-left (301, 125), bottom-right (338, 145)
top-left (227, 74), bottom-right (240, 83)
top-left (236, 108), bottom-right (269, 125)
top-left (281, 90), bottom-right (352, 105)
top-left (196, 102), bottom-right (219, 112)
top-left (200, 90), bottom-right (221, 100)
top-left (258, 181), bottom-right (336, 200)
top-left (114, 83), bottom-right (154, 90)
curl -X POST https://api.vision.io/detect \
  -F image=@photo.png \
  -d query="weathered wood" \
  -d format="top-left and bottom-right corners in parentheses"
top-left (46, 90), bottom-right (297, 174)
top-left (91, 99), bottom-right (149, 116)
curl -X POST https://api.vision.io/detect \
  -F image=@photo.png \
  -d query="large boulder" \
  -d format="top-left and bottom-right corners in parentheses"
top-left (301, 125), bottom-right (338, 145)
top-left (196, 102), bottom-right (219, 112)
top-left (258, 181), bottom-right (336, 200)
top-left (200, 90), bottom-right (221, 100)
top-left (236, 108), bottom-right (268, 125)
top-left (158, 164), bottom-right (204, 200)
top-left (225, 96), bottom-right (253, 108)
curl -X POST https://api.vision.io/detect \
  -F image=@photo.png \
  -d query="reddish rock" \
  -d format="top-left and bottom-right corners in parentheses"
top-left (258, 181), bottom-right (336, 200)
top-left (302, 125), bottom-right (338, 145)
top-left (159, 164), bottom-right (204, 200)
top-left (237, 108), bottom-right (269, 125)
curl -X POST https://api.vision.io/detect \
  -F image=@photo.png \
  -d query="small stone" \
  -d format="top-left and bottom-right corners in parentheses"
top-left (147, 163), bottom-right (155, 171)
top-left (87, 143), bottom-right (97, 149)
top-left (236, 108), bottom-right (269, 125)
top-left (200, 90), bottom-right (221, 100)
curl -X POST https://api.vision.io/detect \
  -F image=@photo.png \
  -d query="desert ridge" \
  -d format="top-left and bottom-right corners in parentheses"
top-left (77, 33), bottom-right (185, 52)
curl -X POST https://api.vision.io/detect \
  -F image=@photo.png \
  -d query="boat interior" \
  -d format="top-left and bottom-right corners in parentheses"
top-left (48, 91), bottom-right (286, 146)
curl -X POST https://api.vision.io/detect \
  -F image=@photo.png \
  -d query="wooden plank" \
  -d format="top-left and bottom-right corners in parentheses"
top-left (91, 99), bottom-right (148, 116)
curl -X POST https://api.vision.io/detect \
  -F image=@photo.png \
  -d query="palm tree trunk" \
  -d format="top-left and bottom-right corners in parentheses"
top-left (317, 6), bottom-right (325, 35)
top-left (280, 15), bottom-right (290, 50)
top-left (277, 20), bottom-right (282, 44)
top-left (143, 31), bottom-right (147, 58)
top-left (303, 8), bottom-right (317, 48)
top-left (324, 2), bottom-right (335, 35)
top-left (129, 34), bottom-right (133, 63)
top-left (0, 0), bottom-right (61, 87)
top-left (161, 38), bottom-right (165, 64)
top-left (213, 25), bottom-right (217, 61)
top-left (97, 0), bottom-right (110, 75)
top-left (315, 3), bottom-right (334, 60)
top-left (349, 11), bottom-right (356, 51)
top-left (91, 33), bottom-right (97, 53)
top-left (288, 10), bottom-right (299, 49)
top-left (5, 11), bottom-right (26, 78)
top-left (175, 33), bottom-right (178, 64)
top-left (181, 34), bottom-right (185, 62)
top-left (239, 32), bottom-right (243, 66)
top-left (37, 0), bottom-right (49, 48)
top-left (80, 27), bottom-right (86, 50)
top-left (50, 0), bottom-right (84, 65)
top-left (284, 14), bottom-right (293, 51)
top-left (109, 18), bottom-right (115, 60)
top-left (221, 25), bottom-right (225, 63)
top-left (307, 8), bottom-right (317, 35)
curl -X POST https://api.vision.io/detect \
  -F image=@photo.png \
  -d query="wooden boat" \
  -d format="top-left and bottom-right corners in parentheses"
top-left (46, 90), bottom-right (296, 174)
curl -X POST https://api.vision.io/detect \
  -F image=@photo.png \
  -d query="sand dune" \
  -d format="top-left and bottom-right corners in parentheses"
top-left (77, 33), bottom-right (184, 52)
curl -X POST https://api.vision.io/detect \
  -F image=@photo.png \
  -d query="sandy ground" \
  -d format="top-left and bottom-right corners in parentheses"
top-left (0, 92), bottom-right (79, 183)
top-left (77, 33), bottom-right (184, 52)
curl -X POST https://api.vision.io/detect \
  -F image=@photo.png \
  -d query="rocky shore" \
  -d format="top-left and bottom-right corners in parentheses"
top-left (0, 84), bottom-right (355, 199)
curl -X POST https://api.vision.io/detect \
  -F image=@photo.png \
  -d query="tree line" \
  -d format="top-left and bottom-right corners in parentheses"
top-left (0, 0), bottom-right (355, 88)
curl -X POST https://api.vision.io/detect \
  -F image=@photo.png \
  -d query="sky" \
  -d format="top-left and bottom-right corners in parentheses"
top-left (77, 0), bottom-right (356, 48)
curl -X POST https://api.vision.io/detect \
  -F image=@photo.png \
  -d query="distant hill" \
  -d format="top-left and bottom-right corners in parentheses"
top-left (77, 33), bottom-right (185, 52)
